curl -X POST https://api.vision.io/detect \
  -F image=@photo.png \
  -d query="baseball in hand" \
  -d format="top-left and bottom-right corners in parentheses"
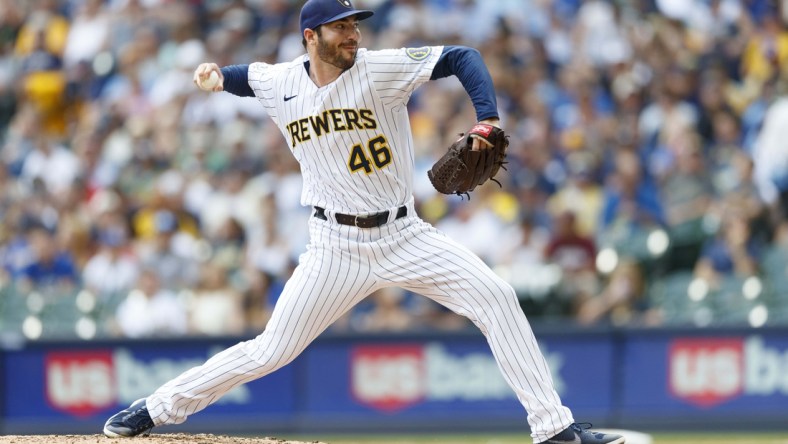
top-left (200, 71), bottom-right (220, 90)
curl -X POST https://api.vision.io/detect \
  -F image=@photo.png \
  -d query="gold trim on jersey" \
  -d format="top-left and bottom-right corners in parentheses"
top-left (347, 134), bottom-right (392, 175)
top-left (287, 108), bottom-right (378, 148)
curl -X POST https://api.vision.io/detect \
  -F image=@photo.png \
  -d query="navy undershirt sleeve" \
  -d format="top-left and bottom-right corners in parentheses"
top-left (430, 46), bottom-right (498, 121)
top-left (220, 64), bottom-right (254, 97)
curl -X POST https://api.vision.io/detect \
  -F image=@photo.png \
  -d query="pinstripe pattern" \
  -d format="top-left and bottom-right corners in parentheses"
top-left (246, 47), bottom-right (441, 214)
top-left (146, 206), bottom-right (574, 442)
top-left (143, 45), bottom-right (575, 444)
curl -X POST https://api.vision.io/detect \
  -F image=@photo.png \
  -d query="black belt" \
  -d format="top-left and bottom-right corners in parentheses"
top-left (313, 206), bottom-right (407, 228)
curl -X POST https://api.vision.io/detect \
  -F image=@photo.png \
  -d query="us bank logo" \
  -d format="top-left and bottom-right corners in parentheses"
top-left (349, 343), bottom-right (566, 412)
top-left (45, 348), bottom-right (250, 416)
top-left (668, 336), bottom-right (788, 408)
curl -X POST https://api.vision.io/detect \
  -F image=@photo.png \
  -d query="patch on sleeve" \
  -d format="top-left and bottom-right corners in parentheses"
top-left (405, 47), bottom-right (432, 61)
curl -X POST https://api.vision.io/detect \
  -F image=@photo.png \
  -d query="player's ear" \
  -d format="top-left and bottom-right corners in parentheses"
top-left (304, 28), bottom-right (317, 47)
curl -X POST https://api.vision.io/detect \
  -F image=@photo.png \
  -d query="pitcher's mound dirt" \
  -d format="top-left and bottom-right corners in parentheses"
top-left (0, 434), bottom-right (327, 444)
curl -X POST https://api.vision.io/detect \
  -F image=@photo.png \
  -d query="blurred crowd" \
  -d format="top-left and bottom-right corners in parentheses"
top-left (1, 0), bottom-right (788, 339)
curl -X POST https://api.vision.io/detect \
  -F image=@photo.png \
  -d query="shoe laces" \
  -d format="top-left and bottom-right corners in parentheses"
top-left (121, 406), bottom-right (153, 432)
top-left (570, 423), bottom-right (593, 434)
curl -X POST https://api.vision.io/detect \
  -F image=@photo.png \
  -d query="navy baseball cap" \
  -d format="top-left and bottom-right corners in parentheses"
top-left (300, 0), bottom-right (374, 34)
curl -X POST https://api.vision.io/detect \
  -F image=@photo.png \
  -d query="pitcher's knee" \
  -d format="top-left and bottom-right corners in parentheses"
top-left (242, 330), bottom-right (308, 372)
top-left (477, 286), bottom-right (520, 320)
top-left (489, 282), bottom-right (518, 306)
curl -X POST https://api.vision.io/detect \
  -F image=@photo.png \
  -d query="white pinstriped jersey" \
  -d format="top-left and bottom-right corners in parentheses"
top-left (248, 46), bottom-right (443, 214)
top-left (141, 46), bottom-right (577, 444)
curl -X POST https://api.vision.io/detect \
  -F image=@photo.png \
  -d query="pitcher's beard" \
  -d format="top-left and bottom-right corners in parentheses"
top-left (317, 39), bottom-right (357, 70)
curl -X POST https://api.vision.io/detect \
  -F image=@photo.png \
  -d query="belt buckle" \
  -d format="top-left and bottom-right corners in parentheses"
top-left (354, 215), bottom-right (361, 228)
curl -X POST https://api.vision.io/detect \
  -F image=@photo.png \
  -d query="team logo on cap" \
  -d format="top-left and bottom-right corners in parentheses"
top-left (336, 0), bottom-right (352, 7)
top-left (406, 47), bottom-right (432, 61)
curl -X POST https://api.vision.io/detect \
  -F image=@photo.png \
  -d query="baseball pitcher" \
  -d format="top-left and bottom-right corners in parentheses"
top-left (103, 1), bottom-right (624, 443)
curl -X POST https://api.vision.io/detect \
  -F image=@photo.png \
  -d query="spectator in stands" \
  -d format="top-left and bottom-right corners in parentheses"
top-left (659, 132), bottom-right (714, 229)
top-left (576, 259), bottom-right (658, 326)
top-left (496, 211), bottom-right (551, 270)
top-left (575, 0), bottom-right (633, 69)
top-left (599, 148), bottom-right (664, 248)
top-left (82, 220), bottom-right (139, 301)
top-left (187, 261), bottom-right (245, 336)
top-left (713, 148), bottom-right (771, 244)
top-left (547, 152), bottom-right (604, 238)
top-left (19, 132), bottom-right (81, 197)
top-left (741, 10), bottom-right (788, 87)
top-left (18, 225), bottom-right (79, 291)
top-left (114, 268), bottom-right (187, 338)
top-left (2, 103), bottom-right (39, 176)
top-left (658, 131), bottom-right (715, 269)
top-left (0, 0), bottom-right (23, 54)
top-left (246, 191), bottom-right (294, 284)
top-left (62, 0), bottom-right (109, 69)
top-left (134, 208), bottom-right (200, 290)
top-left (52, 178), bottom-right (93, 269)
top-left (14, 0), bottom-right (68, 59)
top-left (493, 211), bottom-right (558, 310)
top-left (694, 212), bottom-right (762, 285)
top-left (707, 109), bottom-right (747, 189)
top-left (0, 203), bottom-right (35, 282)
top-left (207, 216), bottom-right (246, 278)
top-left (435, 195), bottom-right (507, 264)
top-left (1, 0), bottom-right (787, 336)
top-left (545, 210), bottom-right (599, 315)
top-left (131, 171), bottom-right (199, 239)
top-left (638, 80), bottom-right (699, 171)
top-left (17, 19), bottom-right (68, 136)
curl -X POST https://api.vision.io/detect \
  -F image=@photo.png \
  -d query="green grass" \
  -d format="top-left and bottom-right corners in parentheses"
top-left (280, 432), bottom-right (788, 444)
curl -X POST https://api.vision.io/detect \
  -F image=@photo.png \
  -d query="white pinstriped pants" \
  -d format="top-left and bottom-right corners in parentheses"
top-left (146, 201), bottom-right (573, 442)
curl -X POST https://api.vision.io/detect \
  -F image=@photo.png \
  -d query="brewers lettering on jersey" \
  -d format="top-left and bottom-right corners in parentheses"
top-left (103, 1), bottom-right (624, 444)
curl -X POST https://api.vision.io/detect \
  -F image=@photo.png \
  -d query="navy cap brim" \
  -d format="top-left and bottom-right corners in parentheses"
top-left (309, 9), bottom-right (373, 30)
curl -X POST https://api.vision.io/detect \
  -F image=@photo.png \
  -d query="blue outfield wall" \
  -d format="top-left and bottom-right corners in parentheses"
top-left (1, 327), bottom-right (788, 435)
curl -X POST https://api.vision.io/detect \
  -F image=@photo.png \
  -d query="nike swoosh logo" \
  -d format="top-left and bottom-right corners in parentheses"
top-left (544, 435), bottom-right (581, 444)
top-left (284, 94), bottom-right (297, 102)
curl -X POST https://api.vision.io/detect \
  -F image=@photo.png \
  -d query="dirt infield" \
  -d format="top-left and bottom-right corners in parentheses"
top-left (0, 434), bottom-right (326, 444)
